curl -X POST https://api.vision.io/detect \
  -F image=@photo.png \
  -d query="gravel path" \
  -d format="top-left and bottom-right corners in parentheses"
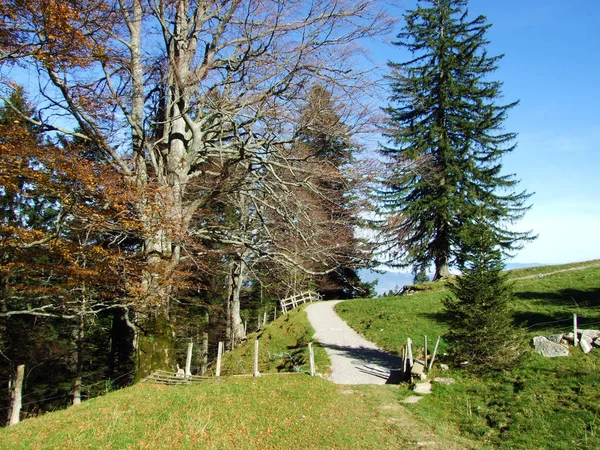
top-left (305, 300), bottom-right (403, 385)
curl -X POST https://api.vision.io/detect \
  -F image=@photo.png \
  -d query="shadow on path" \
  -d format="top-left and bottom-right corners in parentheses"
top-left (320, 343), bottom-right (404, 383)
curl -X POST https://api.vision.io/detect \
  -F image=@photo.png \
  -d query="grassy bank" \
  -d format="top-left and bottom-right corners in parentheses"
top-left (336, 261), bottom-right (600, 449)
top-left (217, 305), bottom-right (330, 376)
top-left (0, 304), bottom-right (475, 450)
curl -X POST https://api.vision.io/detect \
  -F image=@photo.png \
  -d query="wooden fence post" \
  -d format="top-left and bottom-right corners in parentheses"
top-left (574, 313), bottom-right (579, 346)
top-left (216, 341), bottom-right (223, 377)
top-left (9, 364), bottom-right (24, 426)
top-left (424, 336), bottom-right (428, 371)
top-left (201, 332), bottom-right (209, 375)
top-left (263, 311), bottom-right (267, 327)
top-left (185, 341), bottom-right (193, 377)
top-left (428, 336), bottom-right (441, 371)
top-left (308, 343), bottom-right (316, 376)
top-left (407, 338), bottom-right (414, 367)
top-left (253, 340), bottom-right (260, 377)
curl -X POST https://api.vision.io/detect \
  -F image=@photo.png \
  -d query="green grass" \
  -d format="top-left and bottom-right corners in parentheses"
top-left (0, 369), bottom-right (474, 449)
top-left (217, 305), bottom-right (330, 376)
top-left (336, 261), bottom-right (600, 449)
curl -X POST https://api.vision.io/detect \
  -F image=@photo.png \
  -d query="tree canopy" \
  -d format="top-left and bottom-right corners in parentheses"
top-left (379, 0), bottom-right (533, 279)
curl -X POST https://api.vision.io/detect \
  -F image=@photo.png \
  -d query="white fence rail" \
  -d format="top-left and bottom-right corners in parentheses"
top-left (279, 291), bottom-right (322, 314)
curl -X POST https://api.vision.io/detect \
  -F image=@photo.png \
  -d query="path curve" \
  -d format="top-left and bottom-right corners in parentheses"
top-left (305, 300), bottom-right (403, 385)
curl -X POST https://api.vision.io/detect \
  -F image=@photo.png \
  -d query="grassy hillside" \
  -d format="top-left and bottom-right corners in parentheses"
top-left (336, 260), bottom-right (600, 449)
top-left (216, 306), bottom-right (330, 376)
top-left (0, 305), bottom-right (475, 450)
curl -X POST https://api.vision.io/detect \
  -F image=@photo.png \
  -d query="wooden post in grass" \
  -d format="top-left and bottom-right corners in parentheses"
top-left (308, 343), bottom-right (316, 376)
top-left (573, 314), bottom-right (579, 346)
top-left (424, 336), bottom-right (428, 371)
top-left (201, 332), bottom-right (209, 375)
top-left (407, 338), bottom-right (414, 368)
top-left (216, 341), bottom-right (223, 377)
top-left (253, 340), bottom-right (260, 377)
top-left (428, 337), bottom-right (441, 371)
top-left (9, 364), bottom-right (24, 426)
top-left (185, 341), bottom-right (193, 377)
top-left (263, 311), bottom-right (267, 326)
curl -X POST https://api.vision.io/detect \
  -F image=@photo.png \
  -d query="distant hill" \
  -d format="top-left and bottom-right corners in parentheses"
top-left (359, 262), bottom-right (544, 296)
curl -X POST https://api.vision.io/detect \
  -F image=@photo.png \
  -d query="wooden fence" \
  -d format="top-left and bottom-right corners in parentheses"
top-left (279, 291), bottom-right (322, 314)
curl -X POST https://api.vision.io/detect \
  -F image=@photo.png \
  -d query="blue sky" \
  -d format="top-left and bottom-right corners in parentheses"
top-left (367, 0), bottom-right (600, 265)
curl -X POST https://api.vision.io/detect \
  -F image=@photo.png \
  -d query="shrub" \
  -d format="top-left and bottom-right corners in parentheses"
top-left (442, 227), bottom-right (526, 372)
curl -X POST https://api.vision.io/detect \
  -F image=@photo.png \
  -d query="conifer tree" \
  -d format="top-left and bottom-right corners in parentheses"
top-left (295, 85), bottom-right (368, 299)
top-left (442, 224), bottom-right (525, 372)
top-left (379, 0), bottom-right (533, 280)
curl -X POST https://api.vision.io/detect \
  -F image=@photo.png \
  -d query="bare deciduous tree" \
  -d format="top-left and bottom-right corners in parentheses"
top-left (1, 0), bottom-right (392, 377)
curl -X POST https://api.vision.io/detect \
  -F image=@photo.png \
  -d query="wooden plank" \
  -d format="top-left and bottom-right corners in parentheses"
top-left (308, 342), bottom-right (315, 376)
top-left (216, 341), bottom-right (223, 377)
top-left (253, 340), bottom-right (260, 377)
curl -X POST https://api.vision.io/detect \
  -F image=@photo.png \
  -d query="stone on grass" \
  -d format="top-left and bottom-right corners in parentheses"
top-left (411, 360), bottom-right (427, 380)
top-left (547, 334), bottom-right (564, 344)
top-left (580, 330), bottom-right (600, 340)
top-left (532, 336), bottom-right (569, 357)
top-left (593, 338), bottom-right (600, 347)
top-left (433, 377), bottom-right (456, 385)
top-left (413, 381), bottom-right (432, 395)
top-left (439, 363), bottom-right (449, 371)
top-left (580, 338), bottom-right (593, 354)
top-left (403, 395), bottom-right (423, 404)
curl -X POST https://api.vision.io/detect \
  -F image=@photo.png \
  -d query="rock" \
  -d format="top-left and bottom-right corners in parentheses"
top-left (593, 338), bottom-right (600, 347)
top-left (580, 338), bottom-right (593, 354)
top-left (413, 381), bottom-right (432, 395)
top-left (439, 363), bottom-right (449, 371)
top-left (547, 334), bottom-right (564, 343)
top-left (433, 377), bottom-right (455, 385)
top-left (580, 330), bottom-right (600, 340)
top-left (532, 336), bottom-right (569, 357)
top-left (411, 360), bottom-right (427, 380)
top-left (403, 395), bottom-right (423, 404)
top-left (565, 332), bottom-right (574, 342)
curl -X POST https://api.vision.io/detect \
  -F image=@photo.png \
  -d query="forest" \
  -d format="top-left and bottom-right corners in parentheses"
top-left (1, 0), bottom-right (531, 424)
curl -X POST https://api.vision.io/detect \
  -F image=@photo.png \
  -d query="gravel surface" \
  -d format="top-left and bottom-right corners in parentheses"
top-left (305, 300), bottom-right (403, 385)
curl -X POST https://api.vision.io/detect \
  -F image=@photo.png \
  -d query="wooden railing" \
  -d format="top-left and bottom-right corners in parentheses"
top-left (279, 291), bottom-right (322, 314)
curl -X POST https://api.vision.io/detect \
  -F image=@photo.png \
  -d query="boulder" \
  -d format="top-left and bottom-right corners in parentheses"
top-left (532, 336), bottom-right (569, 357)
top-left (580, 330), bottom-right (600, 340)
top-left (547, 334), bottom-right (564, 344)
top-left (413, 381), bottom-right (432, 395)
top-left (581, 338), bottom-right (593, 354)
top-left (411, 360), bottom-right (427, 380)
top-left (433, 377), bottom-right (456, 385)
top-left (593, 338), bottom-right (600, 347)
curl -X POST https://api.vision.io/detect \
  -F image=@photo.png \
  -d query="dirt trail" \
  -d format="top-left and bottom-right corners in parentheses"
top-left (305, 300), bottom-right (402, 385)
top-left (511, 263), bottom-right (600, 281)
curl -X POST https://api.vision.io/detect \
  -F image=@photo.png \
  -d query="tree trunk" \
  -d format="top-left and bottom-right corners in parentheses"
top-left (433, 257), bottom-right (450, 281)
top-left (109, 309), bottom-right (135, 386)
top-left (227, 255), bottom-right (247, 350)
top-left (72, 292), bottom-right (85, 406)
top-left (9, 364), bottom-right (24, 426)
top-left (201, 331), bottom-right (208, 376)
top-left (135, 311), bottom-right (175, 381)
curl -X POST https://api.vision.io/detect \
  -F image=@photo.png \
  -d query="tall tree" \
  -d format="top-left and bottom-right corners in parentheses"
top-left (379, 0), bottom-right (533, 280)
top-left (0, 0), bottom-right (391, 377)
top-left (295, 85), bottom-right (370, 299)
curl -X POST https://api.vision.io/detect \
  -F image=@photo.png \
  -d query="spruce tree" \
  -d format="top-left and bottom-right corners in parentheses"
top-left (379, 0), bottom-right (533, 280)
top-left (442, 224), bottom-right (525, 372)
top-left (295, 85), bottom-right (368, 299)
top-left (412, 267), bottom-right (429, 285)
